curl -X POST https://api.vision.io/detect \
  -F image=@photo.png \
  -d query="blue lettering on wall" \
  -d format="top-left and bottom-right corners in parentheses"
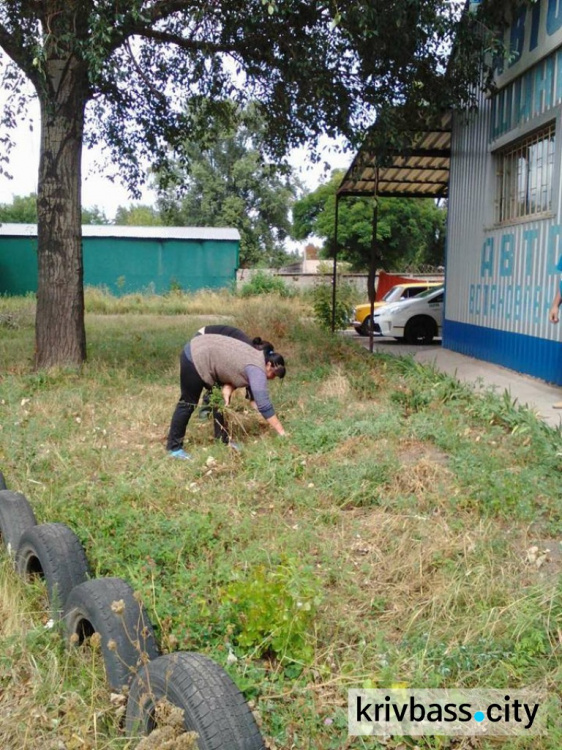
top-left (547, 0), bottom-right (562, 35)
top-left (482, 285), bottom-right (489, 316)
top-left (535, 55), bottom-right (554, 110)
top-left (523, 228), bottom-right (539, 275)
top-left (474, 284), bottom-right (482, 315)
top-left (491, 46), bottom-right (562, 140)
top-left (490, 284), bottom-right (498, 315)
top-left (523, 286), bottom-right (531, 320)
top-left (530, 1), bottom-right (542, 50)
top-left (505, 285), bottom-right (513, 320)
top-left (557, 48), bottom-right (562, 100)
top-left (500, 234), bottom-right (515, 277)
top-left (481, 238), bottom-right (494, 277)
top-left (468, 220), bottom-right (562, 326)
top-left (547, 224), bottom-right (562, 272)
top-left (513, 284), bottom-right (522, 321)
top-left (510, 8), bottom-right (527, 66)
top-left (469, 283), bottom-right (546, 324)
top-left (533, 285), bottom-right (542, 323)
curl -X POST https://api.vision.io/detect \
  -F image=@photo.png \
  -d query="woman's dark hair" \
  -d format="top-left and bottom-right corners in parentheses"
top-left (264, 351), bottom-right (286, 379)
top-left (252, 336), bottom-right (275, 355)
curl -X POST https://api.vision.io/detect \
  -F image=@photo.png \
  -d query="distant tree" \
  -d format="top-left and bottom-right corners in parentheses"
top-left (114, 205), bottom-right (162, 226)
top-left (81, 205), bottom-right (109, 224)
top-left (158, 105), bottom-right (298, 268)
top-left (292, 171), bottom-right (446, 272)
top-left (0, 193), bottom-right (37, 223)
top-left (0, 194), bottom-right (109, 225)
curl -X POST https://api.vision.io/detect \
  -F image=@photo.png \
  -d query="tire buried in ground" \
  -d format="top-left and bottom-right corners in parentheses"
top-left (63, 577), bottom-right (160, 692)
top-left (16, 522), bottom-right (91, 616)
top-left (0, 490), bottom-right (37, 558)
top-left (125, 651), bottom-right (266, 750)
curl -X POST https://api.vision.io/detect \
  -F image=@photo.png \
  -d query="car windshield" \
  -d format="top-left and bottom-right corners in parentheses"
top-left (414, 287), bottom-right (444, 299)
top-left (382, 286), bottom-right (405, 302)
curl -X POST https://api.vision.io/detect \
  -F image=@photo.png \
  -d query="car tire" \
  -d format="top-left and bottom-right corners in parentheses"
top-left (0, 490), bottom-right (37, 558)
top-left (0, 471), bottom-right (6, 490)
top-left (16, 522), bottom-right (91, 616)
top-left (359, 316), bottom-right (375, 336)
top-left (63, 577), bottom-right (160, 692)
top-left (125, 651), bottom-right (266, 750)
top-left (404, 316), bottom-right (437, 345)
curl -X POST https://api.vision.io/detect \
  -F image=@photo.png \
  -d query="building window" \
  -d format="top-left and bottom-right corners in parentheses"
top-left (496, 123), bottom-right (555, 223)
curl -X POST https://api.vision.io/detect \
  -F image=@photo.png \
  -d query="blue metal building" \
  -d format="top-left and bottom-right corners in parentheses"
top-left (445, 0), bottom-right (562, 385)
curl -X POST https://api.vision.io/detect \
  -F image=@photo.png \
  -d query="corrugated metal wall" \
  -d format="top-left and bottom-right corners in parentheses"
top-left (0, 231), bottom-right (239, 296)
top-left (445, 0), bottom-right (562, 384)
top-left (0, 234), bottom-right (38, 295)
top-left (83, 237), bottom-right (239, 295)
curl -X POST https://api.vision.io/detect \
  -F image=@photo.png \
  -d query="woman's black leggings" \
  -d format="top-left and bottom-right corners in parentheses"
top-left (167, 351), bottom-right (229, 451)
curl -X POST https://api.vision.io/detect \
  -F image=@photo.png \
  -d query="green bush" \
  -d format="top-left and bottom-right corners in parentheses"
top-left (239, 270), bottom-right (291, 298)
top-left (222, 559), bottom-right (322, 664)
top-left (312, 280), bottom-right (355, 330)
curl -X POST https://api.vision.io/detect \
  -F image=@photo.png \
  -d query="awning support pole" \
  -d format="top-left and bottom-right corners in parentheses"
top-left (331, 194), bottom-right (340, 333)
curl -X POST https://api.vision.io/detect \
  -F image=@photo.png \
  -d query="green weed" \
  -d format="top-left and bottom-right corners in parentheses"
top-left (223, 558), bottom-right (323, 664)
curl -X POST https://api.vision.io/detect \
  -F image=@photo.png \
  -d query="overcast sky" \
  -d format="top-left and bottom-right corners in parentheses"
top-left (0, 96), bottom-right (352, 223)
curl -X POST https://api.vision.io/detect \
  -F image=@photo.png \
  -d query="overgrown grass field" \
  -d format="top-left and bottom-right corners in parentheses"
top-left (0, 290), bottom-right (561, 749)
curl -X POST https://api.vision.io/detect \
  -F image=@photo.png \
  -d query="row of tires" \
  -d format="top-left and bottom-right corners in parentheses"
top-left (0, 471), bottom-right (265, 750)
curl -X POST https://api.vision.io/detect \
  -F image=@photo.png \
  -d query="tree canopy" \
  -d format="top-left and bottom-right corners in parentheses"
top-left (292, 171), bottom-right (447, 272)
top-left (114, 204), bottom-right (162, 226)
top-left (0, 0), bottom-right (499, 366)
top-left (0, 193), bottom-right (109, 224)
top-left (0, 193), bottom-right (37, 223)
top-left (157, 104), bottom-right (298, 268)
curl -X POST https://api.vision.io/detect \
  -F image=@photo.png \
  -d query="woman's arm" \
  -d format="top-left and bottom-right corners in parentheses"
top-left (244, 366), bottom-right (286, 435)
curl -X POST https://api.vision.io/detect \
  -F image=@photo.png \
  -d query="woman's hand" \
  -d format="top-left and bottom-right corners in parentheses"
top-left (266, 414), bottom-right (287, 436)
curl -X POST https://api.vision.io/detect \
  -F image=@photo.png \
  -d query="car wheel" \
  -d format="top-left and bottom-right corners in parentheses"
top-left (404, 316), bottom-right (436, 345)
top-left (126, 652), bottom-right (266, 749)
top-left (359, 316), bottom-right (375, 336)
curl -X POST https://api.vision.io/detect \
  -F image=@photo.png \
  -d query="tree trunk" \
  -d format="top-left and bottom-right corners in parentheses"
top-left (35, 58), bottom-right (88, 369)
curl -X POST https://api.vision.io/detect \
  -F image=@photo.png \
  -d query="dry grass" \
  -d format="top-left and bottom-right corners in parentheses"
top-left (0, 560), bottom-right (124, 750)
top-left (1, 299), bottom-right (561, 749)
top-left (318, 368), bottom-right (351, 399)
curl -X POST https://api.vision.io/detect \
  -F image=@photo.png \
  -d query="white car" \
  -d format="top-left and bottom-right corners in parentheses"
top-left (373, 287), bottom-right (445, 344)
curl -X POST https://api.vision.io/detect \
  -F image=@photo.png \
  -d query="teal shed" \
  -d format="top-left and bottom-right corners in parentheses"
top-left (0, 224), bottom-right (240, 296)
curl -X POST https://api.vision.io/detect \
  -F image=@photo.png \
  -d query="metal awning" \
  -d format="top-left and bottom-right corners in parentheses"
top-left (337, 110), bottom-right (452, 199)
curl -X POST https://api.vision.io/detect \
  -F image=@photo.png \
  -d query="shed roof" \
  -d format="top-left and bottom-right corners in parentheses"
top-left (337, 110), bottom-right (451, 199)
top-left (0, 224), bottom-right (241, 241)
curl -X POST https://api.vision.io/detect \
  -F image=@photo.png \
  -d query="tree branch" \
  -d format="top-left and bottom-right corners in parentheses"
top-left (141, 0), bottom-right (200, 25)
top-left (125, 37), bottom-right (166, 103)
top-left (0, 22), bottom-right (41, 89)
top-left (133, 25), bottom-right (242, 57)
